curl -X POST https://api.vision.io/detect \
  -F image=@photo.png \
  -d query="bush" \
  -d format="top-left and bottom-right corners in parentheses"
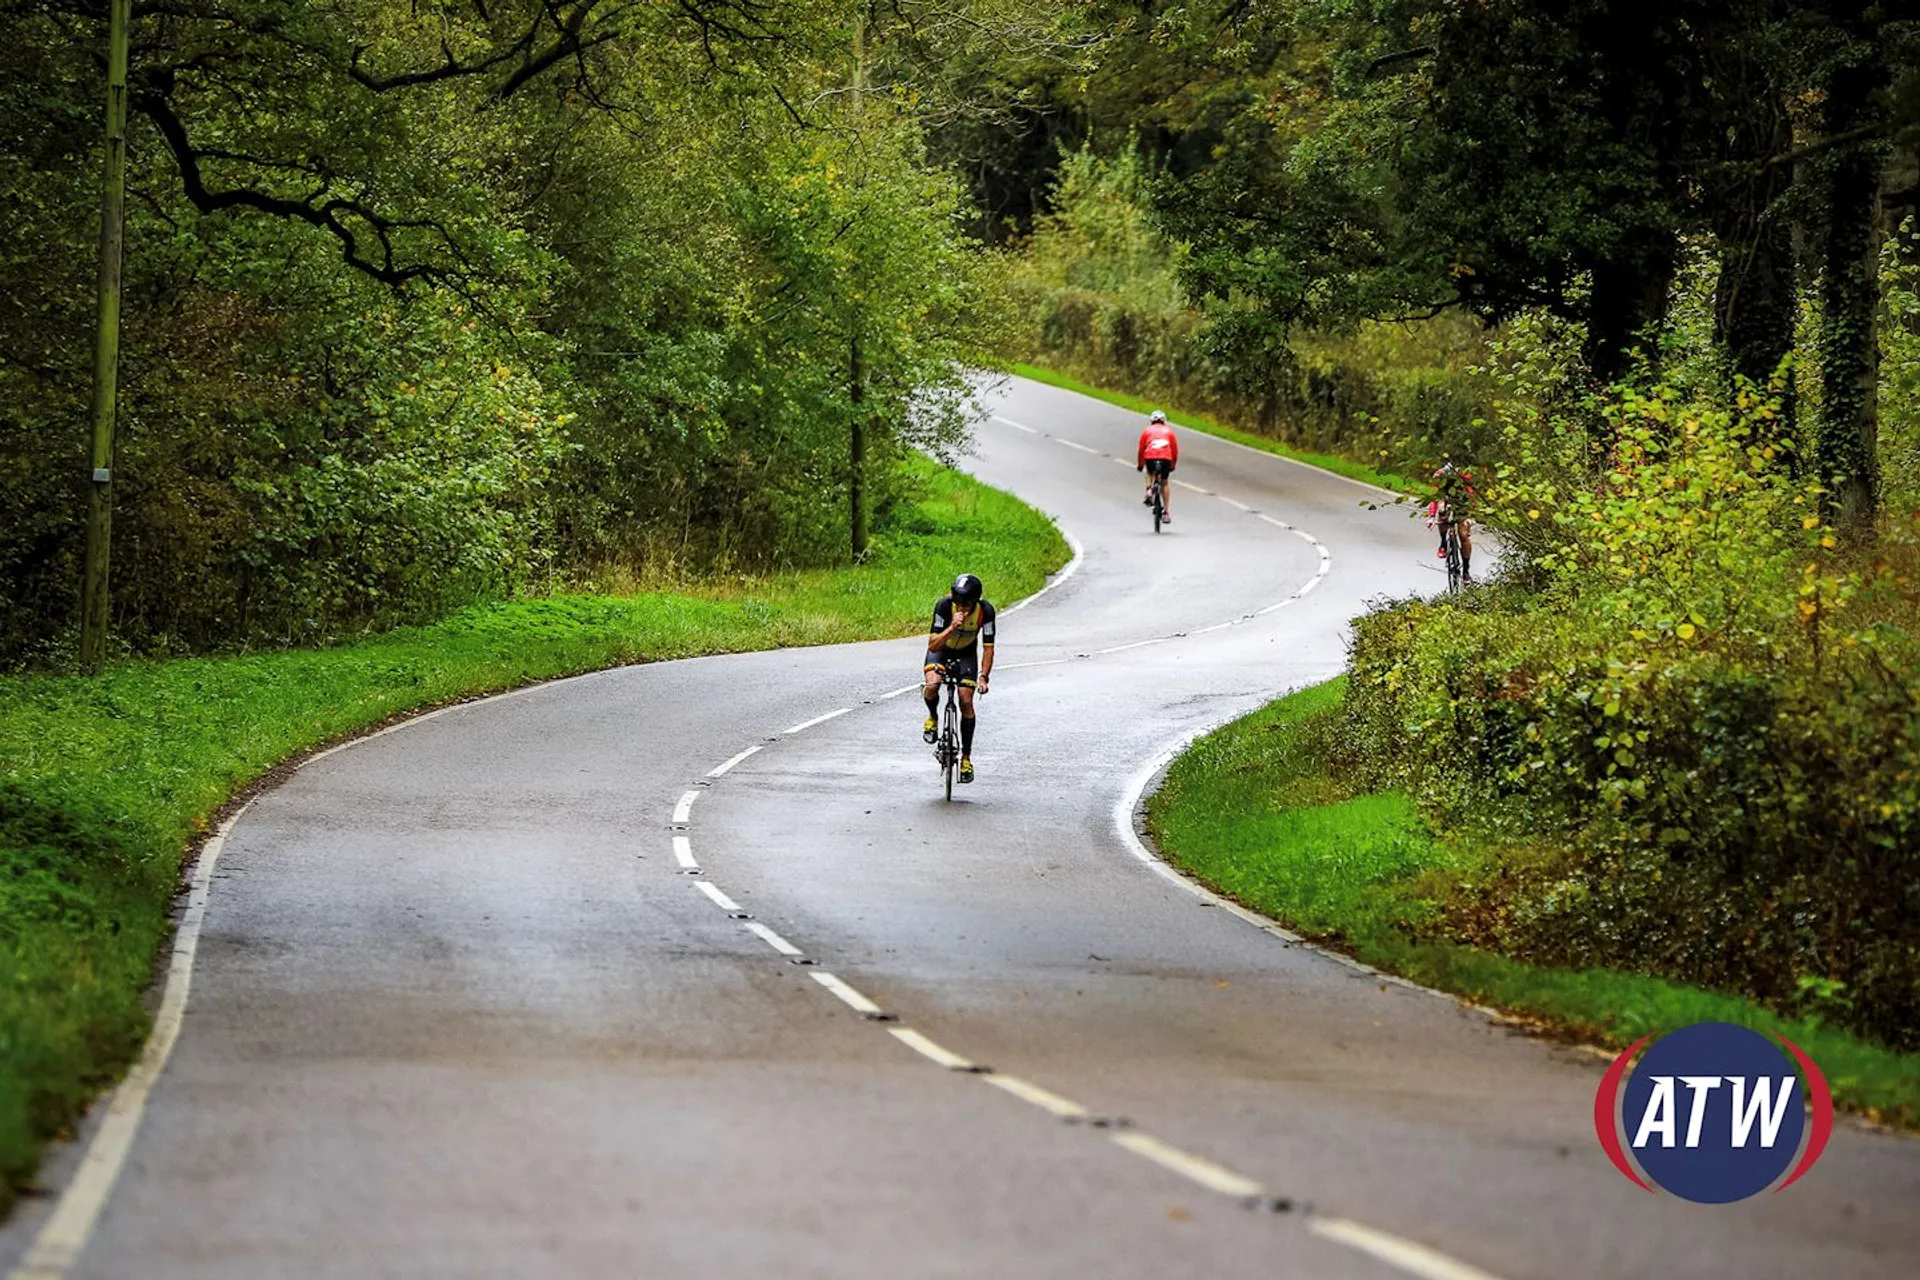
top-left (1340, 376), bottom-right (1920, 1049)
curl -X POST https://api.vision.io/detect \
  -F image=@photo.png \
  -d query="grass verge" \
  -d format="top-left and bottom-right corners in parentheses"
top-left (1006, 362), bottom-right (1415, 494)
top-left (0, 457), bottom-right (1067, 1212)
top-left (1146, 677), bottom-right (1920, 1128)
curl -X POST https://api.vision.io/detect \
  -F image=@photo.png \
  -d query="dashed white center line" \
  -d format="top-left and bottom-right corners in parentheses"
top-left (809, 971), bottom-right (886, 1016)
top-left (743, 921), bottom-right (804, 957)
top-left (1298, 576), bottom-right (1322, 595)
top-left (1220, 496), bottom-right (1252, 511)
top-left (784, 707), bottom-right (851, 734)
top-left (1258, 513), bottom-right (1292, 529)
top-left (1173, 479), bottom-right (1211, 493)
top-left (1112, 457), bottom-right (1134, 467)
top-left (1096, 637), bottom-right (1169, 655)
top-left (1255, 599), bottom-right (1298, 616)
top-left (888, 1028), bottom-right (978, 1071)
top-left (706, 745), bottom-right (761, 777)
top-left (1310, 1219), bottom-right (1507, 1280)
top-left (980, 1074), bottom-right (1090, 1120)
top-left (991, 415), bottom-right (1039, 433)
top-left (671, 790), bottom-right (699, 824)
top-left (1056, 438), bottom-right (1100, 454)
top-left (879, 683), bottom-right (922, 699)
top-left (1109, 1132), bottom-right (1267, 1198)
top-left (695, 880), bottom-right (740, 911)
top-left (672, 835), bottom-right (698, 869)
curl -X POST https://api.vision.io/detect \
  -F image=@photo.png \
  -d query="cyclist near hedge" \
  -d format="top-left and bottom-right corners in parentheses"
top-left (921, 572), bottom-right (995, 784)
top-left (1137, 410), bottom-right (1180, 523)
top-left (1426, 463), bottom-right (1477, 584)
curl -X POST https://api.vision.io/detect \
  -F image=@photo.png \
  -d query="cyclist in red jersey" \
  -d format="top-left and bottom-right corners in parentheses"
top-left (1137, 410), bottom-right (1180, 522)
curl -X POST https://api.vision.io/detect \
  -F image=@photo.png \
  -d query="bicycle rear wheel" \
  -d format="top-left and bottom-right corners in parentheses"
top-left (1152, 481), bottom-right (1164, 534)
top-left (1444, 526), bottom-right (1462, 593)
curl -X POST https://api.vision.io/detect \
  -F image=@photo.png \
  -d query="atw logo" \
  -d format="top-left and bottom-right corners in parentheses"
top-left (1594, 1021), bottom-right (1834, 1203)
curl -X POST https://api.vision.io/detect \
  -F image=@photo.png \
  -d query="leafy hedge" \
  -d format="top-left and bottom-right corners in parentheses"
top-left (1336, 377), bottom-right (1920, 1050)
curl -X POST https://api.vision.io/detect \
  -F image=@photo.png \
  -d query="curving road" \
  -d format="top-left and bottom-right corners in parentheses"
top-left (8, 377), bottom-right (1920, 1279)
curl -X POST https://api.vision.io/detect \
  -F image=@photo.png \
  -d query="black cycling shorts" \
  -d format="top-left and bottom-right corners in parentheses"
top-left (924, 649), bottom-right (980, 688)
top-left (1143, 458), bottom-right (1173, 477)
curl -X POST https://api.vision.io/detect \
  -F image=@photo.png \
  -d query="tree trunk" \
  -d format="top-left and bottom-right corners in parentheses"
top-left (1713, 109), bottom-right (1798, 454)
top-left (1815, 18), bottom-right (1889, 530)
top-left (80, 0), bottom-right (133, 671)
top-left (849, 331), bottom-right (868, 561)
top-left (1582, 236), bottom-right (1678, 389)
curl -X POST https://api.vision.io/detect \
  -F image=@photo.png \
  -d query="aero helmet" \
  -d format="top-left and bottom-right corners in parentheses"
top-left (950, 573), bottom-right (984, 605)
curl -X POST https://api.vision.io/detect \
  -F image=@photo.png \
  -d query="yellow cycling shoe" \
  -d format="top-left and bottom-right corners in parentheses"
top-left (959, 757), bottom-right (975, 784)
top-left (922, 715), bottom-right (937, 744)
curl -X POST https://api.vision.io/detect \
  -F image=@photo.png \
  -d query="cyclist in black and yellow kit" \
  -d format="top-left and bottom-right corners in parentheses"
top-left (921, 572), bottom-right (995, 784)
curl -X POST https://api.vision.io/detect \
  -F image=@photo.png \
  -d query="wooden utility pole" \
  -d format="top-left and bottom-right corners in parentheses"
top-left (846, 11), bottom-right (870, 561)
top-left (79, 0), bottom-right (133, 670)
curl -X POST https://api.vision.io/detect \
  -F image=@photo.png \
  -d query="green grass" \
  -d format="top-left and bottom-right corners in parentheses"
top-left (1147, 677), bottom-right (1920, 1127)
top-left (1007, 362), bottom-right (1417, 494)
top-left (0, 457), bottom-right (1067, 1210)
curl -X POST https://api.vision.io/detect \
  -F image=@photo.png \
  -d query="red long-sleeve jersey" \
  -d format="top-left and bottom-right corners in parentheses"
top-left (1137, 425), bottom-right (1179, 466)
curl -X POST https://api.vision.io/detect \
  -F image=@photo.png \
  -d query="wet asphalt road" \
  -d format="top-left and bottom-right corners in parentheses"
top-left (6, 376), bottom-right (1919, 1279)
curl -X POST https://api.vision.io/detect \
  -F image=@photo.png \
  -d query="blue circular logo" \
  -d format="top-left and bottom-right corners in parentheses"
top-left (1595, 1021), bottom-right (1832, 1203)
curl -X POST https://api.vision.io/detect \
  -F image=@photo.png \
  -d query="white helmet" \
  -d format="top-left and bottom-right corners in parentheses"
top-left (1149, 410), bottom-right (1167, 423)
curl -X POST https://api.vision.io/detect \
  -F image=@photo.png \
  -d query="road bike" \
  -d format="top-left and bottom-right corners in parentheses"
top-left (1149, 472), bottom-right (1168, 534)
top-left (931, 659), bottom-right (966, 801)
top-left (1439, 516), bottom-right (1465, 594)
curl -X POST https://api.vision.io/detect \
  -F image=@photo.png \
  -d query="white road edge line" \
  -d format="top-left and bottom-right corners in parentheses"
top-left (1000, 526), bottom-right (1084, 615)
top-left (1310, 1219), bottom-right (1508, 1280)
top-left (783, 707), bottom-right (850, 735)
top-left (695, 881), bottom-right (740, 912)
top-left (706, 745), bottom-right (762, 777)
top-left (743, 921), bottom-right (804, 957)
top-left (1108, 1132), bottom-right (1265, 1198)
top-left (672, 835), bottom-right (698, 869)
top-left (809, 971), bottom-right (885, 1016)
top-left (979, 1074), bottom-right (1089, 1119)
top-left (9, 800), bottom-right (256, 1280)
top-left (672, 790), bottom-right (699, 824)
top-left (991, 414), bottom-right (1039, 434)
top-left (888, 1028), bottom-right (976, 1071)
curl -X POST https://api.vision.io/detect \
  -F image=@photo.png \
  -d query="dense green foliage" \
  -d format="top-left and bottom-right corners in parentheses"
top-left (1148, 679), bottom-right (1920, 1126)
top-left (0, 459), bottom-right (1066, 1211)
top-left (1333, 366), bottom-right (1920, 1050)
top-left (1003, 142), bottom-right (1495, 473)
top-left (0, 1), bottom-right (1081, 664)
